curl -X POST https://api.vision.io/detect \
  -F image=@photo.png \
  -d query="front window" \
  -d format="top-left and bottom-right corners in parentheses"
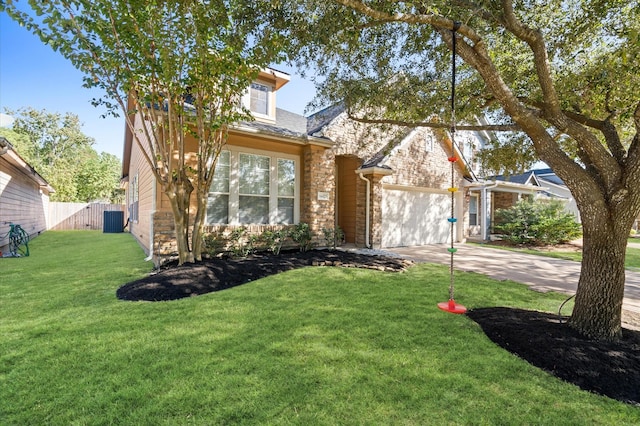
top-left (207, 151), bottom-right (230, 224)
top-left (277, 159), bottom-right (295, 224)
top-left (207, 148), bottom-right (298, 225)
top-left (239, 153), bottom-right (270, 224)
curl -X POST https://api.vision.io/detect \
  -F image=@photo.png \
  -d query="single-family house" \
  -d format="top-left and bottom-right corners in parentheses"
top-left (0, 137), bottom-right (54, 252)
top-left (467, 168), bottom-right (579, 241)
top-left (121, 68), bottom-right (481, 262)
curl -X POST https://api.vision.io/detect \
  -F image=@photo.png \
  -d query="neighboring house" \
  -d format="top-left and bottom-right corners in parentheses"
top-left (467, 168), bottom-right (579, 241)
top-left (121, 68), bottom-right (479, 262)
top-left (0, 137), bottom-right (54, 252)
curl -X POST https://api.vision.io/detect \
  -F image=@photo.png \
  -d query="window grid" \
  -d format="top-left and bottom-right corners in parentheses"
top-left (206, 149), bottom-right (298, 225)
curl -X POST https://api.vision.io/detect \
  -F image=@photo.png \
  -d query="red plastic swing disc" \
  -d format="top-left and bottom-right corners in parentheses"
top-left (437, 299), bottom-right (467, 314)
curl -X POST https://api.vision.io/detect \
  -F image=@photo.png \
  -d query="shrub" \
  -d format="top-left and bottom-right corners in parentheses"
top-left (228, 227), bottom-right (254, 257)
top-left (262, 229), bottom-right (288, 255)
top-left (202, 231), bottom-right (228, 257)
top-left (290, 222), bottom-right (314, 252)
top-left (322, 226), bottom-right (345, 250)
top-left (495, 199), bottom-right (581, 245)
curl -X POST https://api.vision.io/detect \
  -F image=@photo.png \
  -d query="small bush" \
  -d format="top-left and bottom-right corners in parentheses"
top-left (229, 227), bottom-right (254, 257)
top-left (322, 226), bottom-right (345, 250)
top-left (203, 231), bottom-right (228, 257)
top-left (495, 200), bottom-right (581, 245)
top-left (290, 222), bottom-right (314, 252)
top-left (262, 229), bottom-right (288, 255)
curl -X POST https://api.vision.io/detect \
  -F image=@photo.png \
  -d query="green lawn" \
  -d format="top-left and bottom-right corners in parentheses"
top-left (2, 231), bottom-right (639, 425)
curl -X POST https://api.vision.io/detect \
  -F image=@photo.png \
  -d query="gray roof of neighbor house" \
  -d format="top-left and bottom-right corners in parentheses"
top-left (493, 168), bottom-right (567, 188)
top-left (532, 168), bottom-right (565, 186)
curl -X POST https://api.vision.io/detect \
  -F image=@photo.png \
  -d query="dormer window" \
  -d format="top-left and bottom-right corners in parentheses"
top-left (250, 83), bottom-right (270, 116)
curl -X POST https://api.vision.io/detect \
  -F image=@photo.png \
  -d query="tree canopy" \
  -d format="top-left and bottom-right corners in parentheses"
top-left (288, 0), bottom-right (640, 341)
top-left (0, 107), bottom-right (122, 202)
top-left (1, 0), bottom-right (290, 264)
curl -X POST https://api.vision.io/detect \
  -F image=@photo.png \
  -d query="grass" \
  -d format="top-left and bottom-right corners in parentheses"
top-left (1, 231), bottom-right (639, 425)
top-left (470, 241), bottom-right (640, 269)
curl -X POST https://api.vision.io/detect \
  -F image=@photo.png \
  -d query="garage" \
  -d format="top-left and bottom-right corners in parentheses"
top-left (381, 187), bottom-right (458, 247)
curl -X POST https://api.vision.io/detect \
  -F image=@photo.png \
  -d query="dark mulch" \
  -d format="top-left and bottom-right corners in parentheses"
top-left (116, 249), bottom-right (412, 302)
top-left (467, 307), bottom-right (640, 406)
top-left (116, 249), bottom-right (640, 407)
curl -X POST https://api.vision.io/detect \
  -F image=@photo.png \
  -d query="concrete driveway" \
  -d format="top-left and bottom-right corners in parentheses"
top-left (386, 244), bottom-right (640, 319)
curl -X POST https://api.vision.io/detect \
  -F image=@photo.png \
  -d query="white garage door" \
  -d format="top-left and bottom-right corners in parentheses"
top-left (381, 188), bottom-right (452, 247)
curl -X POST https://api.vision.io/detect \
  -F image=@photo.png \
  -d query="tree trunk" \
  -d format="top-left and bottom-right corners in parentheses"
top-left (190, 186), bottom-right (208, 262)
top-left (164, 177), bottom-right (195, 265)
top-left (569, 217), bottom-right (627, 341)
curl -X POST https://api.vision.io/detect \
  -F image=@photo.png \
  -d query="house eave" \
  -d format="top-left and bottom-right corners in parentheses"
top-left (355, 166), bottom-right (394, 176)
top-left (0, 137), bottom-right (54, 193)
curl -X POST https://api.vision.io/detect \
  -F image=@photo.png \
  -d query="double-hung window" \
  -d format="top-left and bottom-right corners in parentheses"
top-left (129, 173), bottom-right (139, 222)
top-left (249, 83), bottom-right (269, 116)
top-left (469, 194), bottom-right (478, 226)
top-left (207, 148), bottom-right (298, 225)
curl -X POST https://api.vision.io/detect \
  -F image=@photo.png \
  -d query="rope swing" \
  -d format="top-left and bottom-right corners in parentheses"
top-left (438, 22), bottom-right (467, 314)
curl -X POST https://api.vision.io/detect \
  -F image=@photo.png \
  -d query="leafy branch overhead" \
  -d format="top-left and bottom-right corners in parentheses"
top-left (288, 0), bottom-right (640, 341)
top-left (1, 0), bottom-right (289, 264)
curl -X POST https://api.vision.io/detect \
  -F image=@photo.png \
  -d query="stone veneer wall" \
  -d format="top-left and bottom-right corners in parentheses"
top-left (302, 145), bottom-right (336, 245)
top-left (369, 175), bottom-right (386, 248)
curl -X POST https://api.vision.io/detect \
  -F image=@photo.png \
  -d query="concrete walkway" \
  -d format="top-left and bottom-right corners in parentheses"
top-left (386, 244), bottom-right (640, 320)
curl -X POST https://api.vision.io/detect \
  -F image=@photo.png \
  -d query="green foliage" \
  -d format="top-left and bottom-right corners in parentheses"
top-left (322, 226), bottom-right (345, 250)
top-left (2, 108), bottom-right (122, 202)
top-left (290, 222), bottom-right (314, 252)
top-left (261, 229), bottom-right (289, 255)
top-left (228, 227), bottom-right (253, 258)
top-left (495, 200), bottom-right (582, 245)
top-left (1, 0), bottom-right (291, 263)
top-left (202, 230), bottom-right (228, 257)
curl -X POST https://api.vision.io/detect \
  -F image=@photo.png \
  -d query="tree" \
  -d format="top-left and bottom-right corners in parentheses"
top-left (2, 107), bottom-right (122, 202)
top-left (1, 1), bottom-right (288, 264)
top-left (289, 1), bottom-right (640, 340)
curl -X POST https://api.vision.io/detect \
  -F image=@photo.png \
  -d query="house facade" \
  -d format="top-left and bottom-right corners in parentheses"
top-left (466, 168), bottom-right (579, 241)
top-left (0, 137), bottom-right (54, 252)
top-left (121, 69), bottom-right (478, 262)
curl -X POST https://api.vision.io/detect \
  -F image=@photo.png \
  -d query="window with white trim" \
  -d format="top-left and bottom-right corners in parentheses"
top-left (129, 173), bottom-right (139, 222)
top-left (469, 194), bottom-right (478, 226)
top-left (249, 83), bottom-right (269, 116)
top-left (425, 133), bottom-right (435, 152)
top-left (207, 148), bottom-right (299, 225)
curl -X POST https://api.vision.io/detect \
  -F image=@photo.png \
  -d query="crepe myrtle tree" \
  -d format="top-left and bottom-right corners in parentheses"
top-left (288, 0), bottom-right (640, 341)
top-left (1, 0), bottom-right (288, 264)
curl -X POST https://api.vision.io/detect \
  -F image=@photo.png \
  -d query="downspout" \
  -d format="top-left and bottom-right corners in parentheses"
top-left (358, 173), bottom-right (371, 248)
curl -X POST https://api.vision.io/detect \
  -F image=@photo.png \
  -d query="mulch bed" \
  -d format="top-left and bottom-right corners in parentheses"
top-left (467, 307), bottom-right (640, 406)
top-left (116, 249), bottom-right (412, 302)
top-left (116, 249), bottom-right (640, 407)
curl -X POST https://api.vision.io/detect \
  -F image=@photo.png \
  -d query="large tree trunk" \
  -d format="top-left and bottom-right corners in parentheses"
top-left (569, 216), bottom-right (627, 341)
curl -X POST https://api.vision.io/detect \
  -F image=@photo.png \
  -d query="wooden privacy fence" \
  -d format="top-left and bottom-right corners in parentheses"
top-left (48, 202), bottom-right (125, 231)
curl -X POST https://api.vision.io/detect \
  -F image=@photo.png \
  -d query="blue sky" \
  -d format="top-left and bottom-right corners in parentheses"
top-left (0, 12), bottom-right (316, 160)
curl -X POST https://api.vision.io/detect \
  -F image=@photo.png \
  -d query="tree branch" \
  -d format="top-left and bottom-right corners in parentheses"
top-left (344, 110), bottom-right (520, 131)
top-left (499, 0), bottom-right (620, 188)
